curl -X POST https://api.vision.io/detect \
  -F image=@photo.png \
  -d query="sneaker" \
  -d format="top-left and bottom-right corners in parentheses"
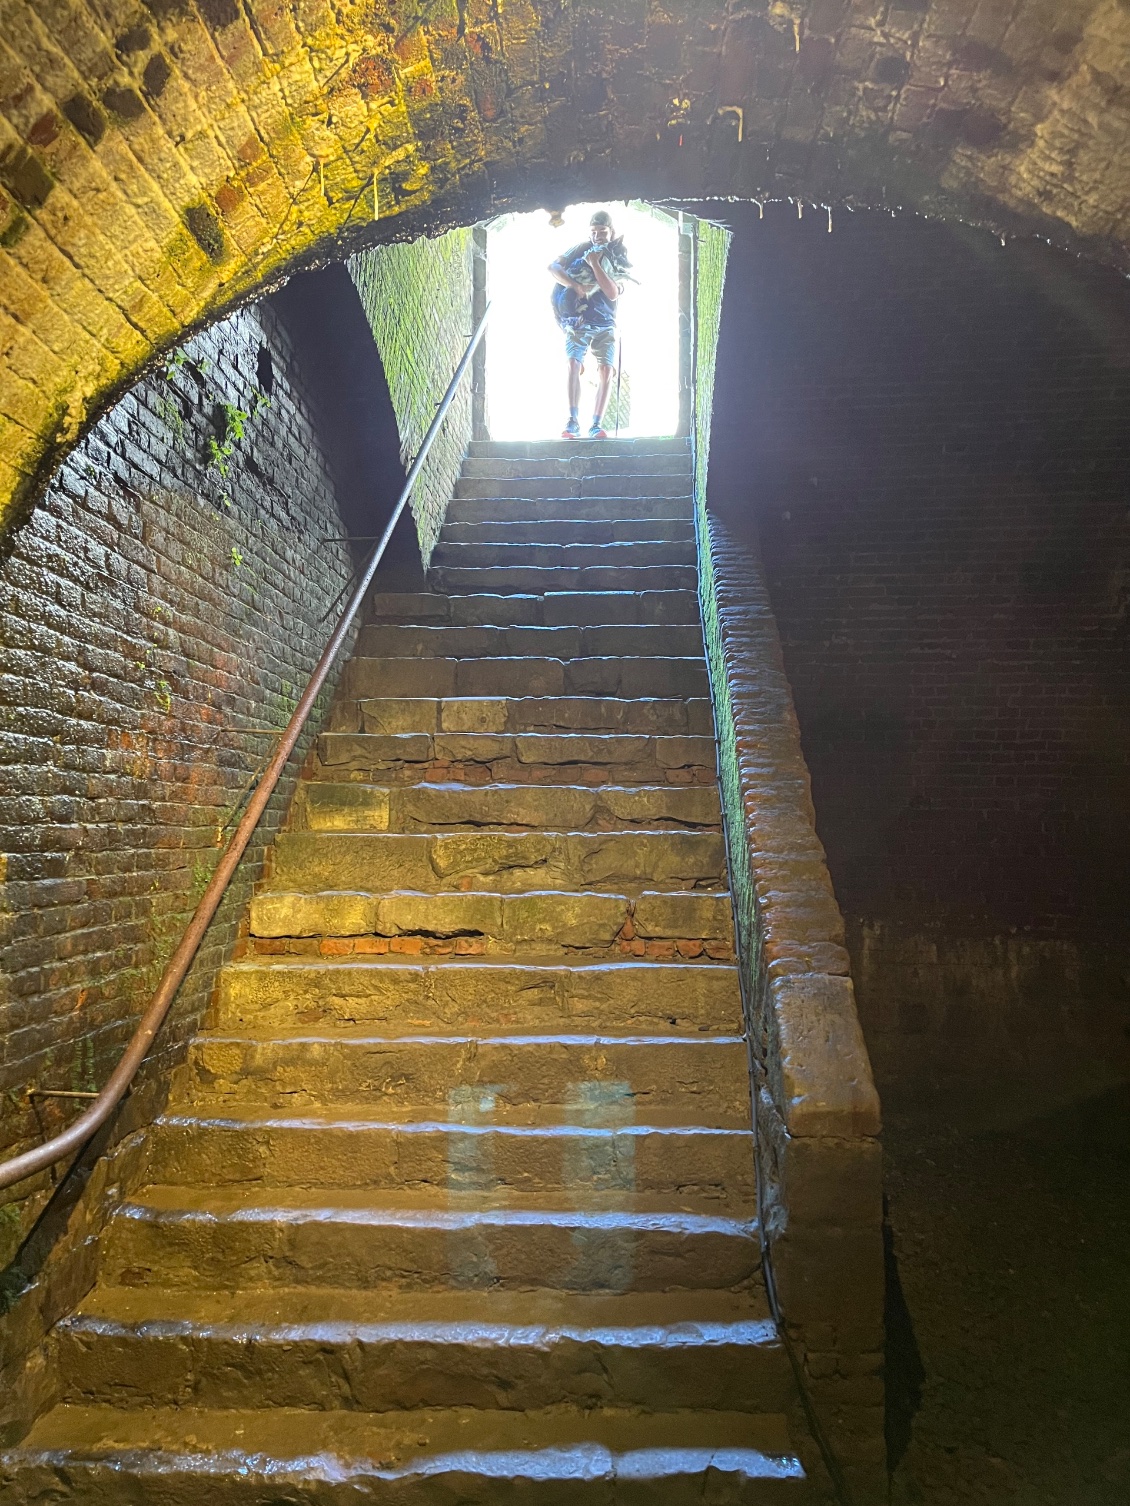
top-left (561, 417), bottom-right (580, 439)
top-left (588, 422), bottom-right (608, 440)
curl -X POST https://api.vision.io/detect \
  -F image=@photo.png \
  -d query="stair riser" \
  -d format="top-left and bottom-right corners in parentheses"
top-left (248, 889), bottom-right (733, 953)
top-left (144, 1122), bottom-right (755, 1199)
top-left (431, 544), bottom-right (696, 570)
top-left (462, 456), bottom-right (693, 478)
top-left (55, 1324), bottom-right (785, 1416)
top-left (443, 520), bottom-right (695, 545)
top-left (355, 625), bottom-right (704, 658)
top-left (430, 567), bottom-right (698, 595)
top-left (269, 832), bottom-right (728, 893)
top-left (367, 590), bottom-right (701, 626)
top-left (345, 697), bottom-right (714, 737)
top-left (103, 1213), bottom-right (760, 1293)
top-left (183, 1037), bottom-right (751, 1122)
top-left (214, 961), bottom-right (743, 1035)
top-left (343, 657), bottom-right (709, 701)
top-left (295, 782), bottom-right (721, 835)
top-left (454, 477), bottom-right (694, 500)
top-left (447, 496), bottom-right (695, 524)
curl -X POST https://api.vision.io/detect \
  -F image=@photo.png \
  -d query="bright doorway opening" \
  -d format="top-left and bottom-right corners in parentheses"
top-left (484, 202), bottom-right (682, 442)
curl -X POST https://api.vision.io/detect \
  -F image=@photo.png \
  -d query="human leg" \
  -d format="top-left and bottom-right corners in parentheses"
top-left (563, 329), bottom-right (590, 437)
top-left (588, 329), bottom-right (616, 437)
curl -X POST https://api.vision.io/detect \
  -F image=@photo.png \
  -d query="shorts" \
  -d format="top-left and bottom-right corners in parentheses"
top-left (565, 324), bottom-right (616, 366)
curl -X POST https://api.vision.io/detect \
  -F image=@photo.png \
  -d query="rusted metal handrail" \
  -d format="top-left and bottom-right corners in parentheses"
top-left (0, 303), bottom-right (491, 1192)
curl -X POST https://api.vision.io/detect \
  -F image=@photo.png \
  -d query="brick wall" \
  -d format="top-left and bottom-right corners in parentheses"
top-left (349, 228), bottom-right (475, 563)
top-left (708, 203), bottom-right (1130, 1113)
top-left (0, 295), bottom-right (364, 1261)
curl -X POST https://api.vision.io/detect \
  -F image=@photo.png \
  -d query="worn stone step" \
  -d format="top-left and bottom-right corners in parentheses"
top-left (1, 1403), bottom-right (805, 1503)
top-left (183, 1031), bottom-right (751, 1121)
top-left (55, 1287), bottom-right (783, 1414)
top-left (316, 729), bottom-right (716, 783)
top-left (462, 453), bottom-right (693, 478)
top-left (294, 780), bottom-right (720, 835)
top-left (102, 1185), bottom-right (761, 1291)
top-left (354, 622), bottom-right (703, 659)
top-left (366, 588), bottom-right (701, 626)
top-left (446, 494), bottom-right (695, 523)
top-left (344, 655), bottom-right (708, 701)
top-left (454, 475), bottom-right (693, 500)
top-left (341, 696), bottom-right (714, 737)
top-left (443, 518), bottom-right (695, 545)
top-left (431, 541), bottom-right (697, 570)
top-left (144, 1115), bottom-right (755, 1198)
top-left (269, 829), bottom-right (727, 892)
top-left (214, 958), bottom-right (743, 1034)
top-left (471, 436), bottom-right (691, 458)
top-left (430, 564), bottom-right (698, 594)
top-left (249, 888), bottom-right (734, 954)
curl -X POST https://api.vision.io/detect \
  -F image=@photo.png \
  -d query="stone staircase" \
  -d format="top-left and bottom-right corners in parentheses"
top-left (2, 438), bottom-right (814, 1500)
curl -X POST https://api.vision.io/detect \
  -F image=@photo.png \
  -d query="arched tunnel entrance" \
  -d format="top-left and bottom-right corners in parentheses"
top-left (1, 3), bottom-right (1129, 1500)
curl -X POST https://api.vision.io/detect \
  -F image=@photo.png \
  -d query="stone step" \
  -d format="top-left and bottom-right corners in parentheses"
top-left (454, 475), bottom-right (694, 500)
top-left (354, 622), bottom-right (704, 659)
top-left (293, 781), bottom-right (721, 834)
top-left (144, 1114), bottom-right (755, 1198)
top-left (367, 588), bottom-right (701, 626)
top-left (214, 958), bottom-right (743, 1034)
top-left (269, 829), bottom-right (727, 892)
top-left (54, 1287), bottom-right (783, 1414)
top-left (343, 656), bottom-right (707, 701)
top-left (1, 1404), bottom-right (805, 1503)
top-left (446, 494), bottom-right (695, 523)
top-left (462, 453), bottom-right (693, 478)
top-left (316, 729), bottom-right (716, 784)
top-left (429, 564), bottom-right (698, 594)
top-left (470, 435), bottom-right (691, 457)
top-left (102, 1186), bottom-right (761, 1291)
top-left (442, 516), bottom-right (695, 544)
top-left (248, 888), bottom-right (734, 953)
top-left (182, 1031), bottom-right (751, 1122)
top-left (342, 695), bottom-right (714, 737)
top-left (431, 541), bottom-right (697, 570)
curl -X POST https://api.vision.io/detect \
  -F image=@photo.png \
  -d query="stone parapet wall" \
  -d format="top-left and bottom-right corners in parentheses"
top-left (349, 231), bottom-right (474, 564)
top-left (698, 515), bottom-right (885, 1500)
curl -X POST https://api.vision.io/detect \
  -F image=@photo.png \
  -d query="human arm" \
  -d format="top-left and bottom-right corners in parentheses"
top-left (549, 257), bottom-right (587, 296)
top-left (584, 248), bottom-right (620, 301)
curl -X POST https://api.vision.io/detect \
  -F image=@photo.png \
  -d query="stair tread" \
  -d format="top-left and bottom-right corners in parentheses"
top-left (6, 1403), bottom-right (804, 1487)
top-left (66, 1283), bottom-right (775, 1336)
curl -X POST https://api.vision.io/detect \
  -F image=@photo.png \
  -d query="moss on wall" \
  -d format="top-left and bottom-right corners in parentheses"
top-left (349, 229), bottom-right (475, 564)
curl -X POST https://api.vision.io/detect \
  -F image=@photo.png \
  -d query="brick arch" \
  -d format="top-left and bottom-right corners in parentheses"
top-left (2, 0), bottom-right (1129, 531)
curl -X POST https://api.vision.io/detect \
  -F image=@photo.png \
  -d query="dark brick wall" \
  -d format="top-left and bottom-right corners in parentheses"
top-left (0, 278), bottom-right (394, 1237)
top-left (707, 204), bottom-right (1130, 1109)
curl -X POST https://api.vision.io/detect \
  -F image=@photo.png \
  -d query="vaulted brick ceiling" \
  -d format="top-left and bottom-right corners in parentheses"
top-left (2, 0), bottom-right (1128, 531)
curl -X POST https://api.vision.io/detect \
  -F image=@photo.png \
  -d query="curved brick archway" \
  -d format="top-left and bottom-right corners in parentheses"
top-left (2, 0), bottom-right (1129, 529)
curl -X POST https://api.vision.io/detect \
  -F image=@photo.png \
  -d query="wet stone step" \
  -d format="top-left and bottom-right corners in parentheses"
top-left (214, 958), bottom-right (743, 1034)
top-left (431, 541), bottom-right (697, 570)
top-left (353, 622), bottom-right (704, 659)
top-left (54, 1287), bottom-right (782, 1414)
top-left (446, 494), bottom-right (695, 524)
top-left (293, 781), bottom-right (721, 834)
top-left (471, 435), bottom-right (691, 456)
top-left (430, 564), bottom-right (699, 595)
top-left (442, 517), bottom-right (696, 545)
top-left (0, 1403), bottom-right (805, 1505)
top-left (248, 887), bottom-right (734, 953)
top-left (269, 829), bottom-right (728, 893)
top-left (102, 1186), bottom-right (761, 1292)
top-left (462, 453), bottom-right (693, 477)
top-left (454, 474), bottom-right (694, 500)
top-left (366, 588), bottom-right (702, 627)
top-left (342, 654), bottom-right (709, 701)
top-left (340, 696), bottom-right (715, 737)
top-left (143, 1116), bottom-right (756, 1199)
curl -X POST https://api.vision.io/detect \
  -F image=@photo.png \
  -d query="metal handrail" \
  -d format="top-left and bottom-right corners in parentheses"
top-left (0, 303), bottom-right (491, 1193)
